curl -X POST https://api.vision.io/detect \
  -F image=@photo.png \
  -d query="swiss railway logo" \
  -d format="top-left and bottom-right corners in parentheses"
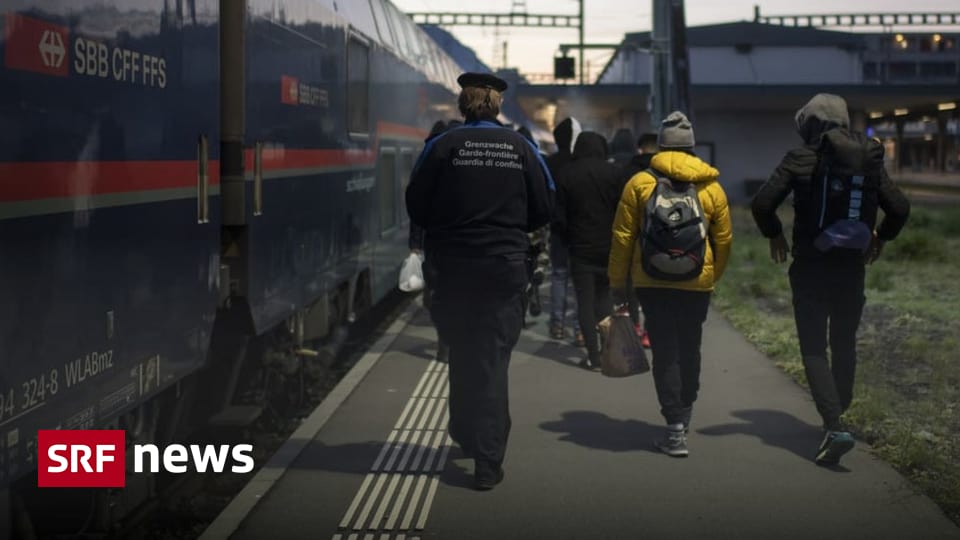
top-left (39, 29), bottom-right (66, 68)
top-left (281, 74), bottom-right (299, 105)
top-left (4, 13), bottom-right (70, 77)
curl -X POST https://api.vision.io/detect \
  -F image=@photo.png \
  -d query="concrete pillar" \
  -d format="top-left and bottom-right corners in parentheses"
top-left (650, 0), bottom-right (671, 130)
top-left (937, 114), bottom-right (948, 173)
top-left (895, 118), bottom-right (905, 174)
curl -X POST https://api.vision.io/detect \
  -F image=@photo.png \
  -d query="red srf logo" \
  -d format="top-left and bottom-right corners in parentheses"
top-left (281, 75), bottom-right (299, 105)
top-left (38, 430), bottom-right (126, 488)
top-left (4, 13), bottom-right (70, 77)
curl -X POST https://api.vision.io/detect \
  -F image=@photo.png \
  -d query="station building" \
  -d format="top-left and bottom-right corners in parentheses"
top-left (511, 21), bottom-right (960, 201)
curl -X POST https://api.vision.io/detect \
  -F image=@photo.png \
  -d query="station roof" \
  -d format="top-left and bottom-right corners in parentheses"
top-left (515, 83), bottom-right (960, 130)
top-left (622, 21), bottom-right (867, 49)
top-left (420, 24), bottom-right (492, 74)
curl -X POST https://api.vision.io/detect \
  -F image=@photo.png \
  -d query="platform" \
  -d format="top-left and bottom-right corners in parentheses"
top-left (201, 298), bottom-right (960, 540)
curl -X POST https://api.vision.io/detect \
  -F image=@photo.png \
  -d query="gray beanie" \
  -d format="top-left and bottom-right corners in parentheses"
top-left (658, 111), bottom-right (695, 150)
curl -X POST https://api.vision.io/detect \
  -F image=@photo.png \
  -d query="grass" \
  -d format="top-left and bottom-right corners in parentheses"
top-left (713, 205), bottom-right (960, 525)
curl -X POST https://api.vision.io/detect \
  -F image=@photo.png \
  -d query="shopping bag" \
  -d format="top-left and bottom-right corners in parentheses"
top-left (597, 314), bottom-right (649, 377)
top-left (398, 252), bottom-right (425, 292)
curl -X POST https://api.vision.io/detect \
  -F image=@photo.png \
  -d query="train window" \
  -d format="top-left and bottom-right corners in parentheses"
top-left (385, 3), bottom-right (413, 59)
top-left (378, 149), bottom-right (398, 232)
top-left (348, 37), bottom-right (370, 136)
top-left (369, 0), bottom-right (398, 51)
top-left (919, 61), bottom-right (956, 77)
top-left (888, 61), bottom-right (916, 79)
top-left (396, 13), bottom-right (421, 61)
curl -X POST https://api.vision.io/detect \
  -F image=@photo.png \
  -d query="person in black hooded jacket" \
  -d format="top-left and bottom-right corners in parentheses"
top-left (554, 131), bottom-right (625, 369)
top-left (751, 93), bottom-right (910, 466)
top-left (609, 127), bottom-right (637, 169)
top-left (619, 132), bottom-right (659, 185)
top-left (545, 118), bottom-right (583, 344)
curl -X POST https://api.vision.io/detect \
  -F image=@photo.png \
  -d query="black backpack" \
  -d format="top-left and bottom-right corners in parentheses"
top-left (639, 171), bottom-right (707, 281)
top-left (810, 128), bottom-right (882, 255)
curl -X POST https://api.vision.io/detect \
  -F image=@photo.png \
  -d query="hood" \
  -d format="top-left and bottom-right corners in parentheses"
top-left (650, 151), bottom-right (719, 183)
top-left (573, 131), bottom-right (608, 160)
top-left (553, 117), bottom-right (582, 155)
top-left (610, 128), bottom-right (636, 155)
top-left (795, 93), bottom-right (850, 145)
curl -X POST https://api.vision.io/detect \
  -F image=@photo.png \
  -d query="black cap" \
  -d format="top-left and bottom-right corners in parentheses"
top-left (457, 72), bottom-right (508, 92)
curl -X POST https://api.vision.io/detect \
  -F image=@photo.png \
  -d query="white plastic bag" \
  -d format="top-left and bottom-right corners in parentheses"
top-left (398, 252), bottom-right (425, 292)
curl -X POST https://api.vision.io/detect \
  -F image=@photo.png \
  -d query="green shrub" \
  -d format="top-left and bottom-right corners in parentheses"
top-left (884, 230), bottom-right (946, 263)
top-left (866, 264), bottom-right (895, 292)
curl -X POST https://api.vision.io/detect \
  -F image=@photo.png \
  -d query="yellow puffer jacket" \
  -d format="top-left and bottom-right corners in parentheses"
top-left (608, 151), bottom-right (732, 292)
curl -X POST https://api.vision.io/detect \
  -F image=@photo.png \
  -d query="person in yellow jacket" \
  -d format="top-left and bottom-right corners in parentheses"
top-left (608, 111), bottom-right (732, 457)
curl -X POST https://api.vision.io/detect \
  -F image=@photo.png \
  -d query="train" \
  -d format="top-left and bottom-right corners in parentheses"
top-left (0, 0), bottom-right (464, 533)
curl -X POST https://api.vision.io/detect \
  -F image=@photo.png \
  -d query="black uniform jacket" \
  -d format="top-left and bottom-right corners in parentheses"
top-left (406, 120), bottom-right (554, 257)
top-left (751, 141), bottom-right (910, 262)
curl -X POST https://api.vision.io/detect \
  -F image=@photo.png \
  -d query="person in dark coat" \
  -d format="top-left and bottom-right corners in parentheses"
top-left (517, 126), bottom-right (549, 322)
top-left (406, 72), bottom-right (554, 490)
top-left (609, 127), bottom-right (637, 168)
top-left (407, 120), bottom-right (454, 362)
top-left (553, 131), bottom-right (624, 369)
top-left (616, 132), bottom-right (659, 347)
top-left (544, 117), bottom-right (583, 344)
top-left (751, 93), bottom-right (910, 466)
top-left (620, 132), bottom-right (659, 183)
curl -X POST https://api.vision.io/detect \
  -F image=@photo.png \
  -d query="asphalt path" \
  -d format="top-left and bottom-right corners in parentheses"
top-left (218, 300), bottom-right (960, 540)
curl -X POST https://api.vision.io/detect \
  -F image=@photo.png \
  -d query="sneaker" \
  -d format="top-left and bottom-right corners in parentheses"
top-left (578, 356), bottom-right (601, 371)
top-left (654, 426), bottom-right (689, 457)
top-left (550, 322), bottom-right (565, 340)
top-left (815, 430), bottom-right (855, 465)
top-left (641, 331), bottom-right (651, 349)
top-left (474, 461), bottom-right (505, 491)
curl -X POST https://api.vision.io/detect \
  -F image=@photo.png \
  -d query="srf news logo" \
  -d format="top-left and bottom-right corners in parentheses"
top-left (38, 430), bottom-right (254, 488)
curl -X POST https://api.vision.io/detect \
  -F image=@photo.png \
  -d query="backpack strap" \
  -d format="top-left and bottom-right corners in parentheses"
top-left (849, 174), bottom-right (865, 221)
top-left (644, 167), bottom-right (670, 185)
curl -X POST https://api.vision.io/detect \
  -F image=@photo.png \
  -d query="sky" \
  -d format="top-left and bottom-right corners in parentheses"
top-left (392, 0), bottom-right (959, 80)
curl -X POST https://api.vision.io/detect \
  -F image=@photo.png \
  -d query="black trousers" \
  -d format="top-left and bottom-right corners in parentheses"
top-left (789, 260), bottom-right (865, 431)
top-left (570, 259), bottom-right (612, 362)
top-left (428, 252), bottom-right (527, 466)
top-left (636, 287), bottom-right (711, 426)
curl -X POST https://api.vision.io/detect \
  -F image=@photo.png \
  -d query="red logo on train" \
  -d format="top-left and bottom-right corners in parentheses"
top-left (4, 13), bottom-right (70, 77)
top-left (281, 75), bottom-right (299, 105)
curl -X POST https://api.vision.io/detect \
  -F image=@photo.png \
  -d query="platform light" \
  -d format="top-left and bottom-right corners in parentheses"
top-left (895, 33), bottom-right (905, 42)
top-left (899, 39), bottom-right (909, 49)
top-left (894, 108), bottom-right (909, 116)
top-left (933, 34), bottom-right (942, 43)
top-left (938, 102), bottom-right (957, 111)
top-left (924, 134), bottom-right (934, 141)
top-left (869, 111), bottom-right (884, 119)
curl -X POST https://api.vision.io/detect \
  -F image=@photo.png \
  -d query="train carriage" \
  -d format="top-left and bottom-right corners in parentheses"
top-left (0, 0), bottom-right (460, 530)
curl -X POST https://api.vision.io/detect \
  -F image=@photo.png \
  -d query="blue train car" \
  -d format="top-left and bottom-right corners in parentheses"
top-left (0, 0), bottom-right (460, 528)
